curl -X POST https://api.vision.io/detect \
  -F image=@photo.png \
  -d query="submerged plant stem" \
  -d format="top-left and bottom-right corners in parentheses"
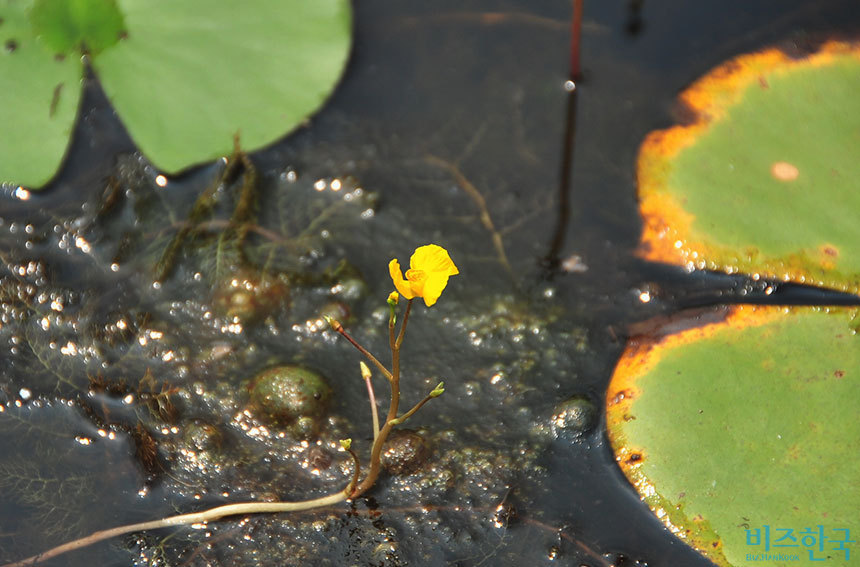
top-left (570, 0), bottom-right (583, 80)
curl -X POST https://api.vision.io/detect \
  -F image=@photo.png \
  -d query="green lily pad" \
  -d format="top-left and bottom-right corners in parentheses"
top-left (30, 0), bottom-right (125, 55)
top-left (0, 0), bottom-right (352, 188)
top-left (637, 41), bottom-right (860, 293)
top-left (0, 1), bottom-right (82, 189)
top-left (623, 42), bottom-right (860, 564)
top-left (607, 306), bottom-right (860, 567)
top-left (94, 0), bottom-right (352, 174)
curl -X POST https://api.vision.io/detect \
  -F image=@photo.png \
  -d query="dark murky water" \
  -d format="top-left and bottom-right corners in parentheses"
top-left (1, 2), bottom-right (858, 566)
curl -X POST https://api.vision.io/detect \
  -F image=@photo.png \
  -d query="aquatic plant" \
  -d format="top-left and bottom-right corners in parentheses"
top-left (2, 244), bottom-right (458, 567)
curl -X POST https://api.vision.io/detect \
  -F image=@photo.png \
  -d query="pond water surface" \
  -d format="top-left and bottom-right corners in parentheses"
top-left (1, 1), bottom-right (859, 566)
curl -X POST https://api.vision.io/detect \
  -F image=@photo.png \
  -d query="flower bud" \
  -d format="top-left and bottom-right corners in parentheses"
top-left (359, 361), bottom-right (372, 381)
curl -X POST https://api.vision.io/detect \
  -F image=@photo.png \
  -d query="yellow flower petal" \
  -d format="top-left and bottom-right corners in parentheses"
top-left (404, 268), bottom-right (427, 297)
top-left (410, 244), bottom-right (459, 276)
top-left (420, 273), bottom-right (450, 307)
top-left (389, 245), bottom-right (459, 307)
top-left (389, 259), bottom-right (415, 299)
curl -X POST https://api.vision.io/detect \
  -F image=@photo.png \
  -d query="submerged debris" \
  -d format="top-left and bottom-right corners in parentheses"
top-left (249, 365), bottom-right (333, 436)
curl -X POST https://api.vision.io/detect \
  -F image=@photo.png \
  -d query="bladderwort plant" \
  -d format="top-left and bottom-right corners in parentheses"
top-left (4, 244), bottom-right (459, 567)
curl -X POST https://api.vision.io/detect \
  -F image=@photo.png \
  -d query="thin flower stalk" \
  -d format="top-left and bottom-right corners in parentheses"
top-left (325, 316), bottom-right (393, 382)
top-left (360, 361), bottom-right (380, 441)
top-left (389, 382), bottom-right (445, 426)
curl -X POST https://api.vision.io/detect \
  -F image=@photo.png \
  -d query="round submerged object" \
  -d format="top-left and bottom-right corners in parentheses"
top-left (381, 429), bottom-right (431, 475)
top-left (249, 365), bottom-right (332, 428)
top-left (550, 396), bottom-right (597, 441)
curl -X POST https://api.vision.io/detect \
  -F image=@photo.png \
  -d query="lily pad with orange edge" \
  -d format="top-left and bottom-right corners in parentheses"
top-left (606, 305), bottom-right (860, 567)
top-left (637, 41), bottom-right (860, 294)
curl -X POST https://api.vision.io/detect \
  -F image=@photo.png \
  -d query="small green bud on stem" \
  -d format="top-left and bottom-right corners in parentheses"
top-left (323, 315), bottom-right (342, 332)
top-left (430, 382), bottom-right (445, 397)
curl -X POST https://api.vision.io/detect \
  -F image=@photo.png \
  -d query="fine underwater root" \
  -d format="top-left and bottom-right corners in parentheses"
top-left (423, 154), bottom-right (513, 278)
top-left (4, 245), bottom-right (458, 567)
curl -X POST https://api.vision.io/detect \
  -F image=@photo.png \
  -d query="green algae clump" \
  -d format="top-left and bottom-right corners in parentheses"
top-left (249, 366), bottom-right (332, 433)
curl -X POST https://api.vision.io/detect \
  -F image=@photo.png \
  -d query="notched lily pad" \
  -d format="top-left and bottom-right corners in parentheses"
top-left (0, 0), bottom-right (352, 188)
top-left (607, 305), bottom-right (860, 567)
top-left (94, 0), bottom-right (353, 174)
top-left (30, 0), bottom-right (125, 56)
top-left (637, 41), bottom-right (860, 293)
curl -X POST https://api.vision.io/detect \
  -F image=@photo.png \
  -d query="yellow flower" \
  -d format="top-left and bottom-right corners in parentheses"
top-left (389, 244), bottom-right (459, 307)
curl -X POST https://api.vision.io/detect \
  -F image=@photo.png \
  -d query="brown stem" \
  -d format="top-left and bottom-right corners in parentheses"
top-left (351, 300), bottom-right (413, 497)
top-left (344, 446), bottom-right (362, 494)
top-left (395, 299), bottom-right (413, 349)
top-left (389, 384), bottom-right (443, 426)
top-left (543, 5), bottom-right (582, 276)
top-left (328, 319), bottom-right (394, 382)
top-left (389, 305), bottom-right (397, 352)
top-left (570, 0), bottom-right (583, 80)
